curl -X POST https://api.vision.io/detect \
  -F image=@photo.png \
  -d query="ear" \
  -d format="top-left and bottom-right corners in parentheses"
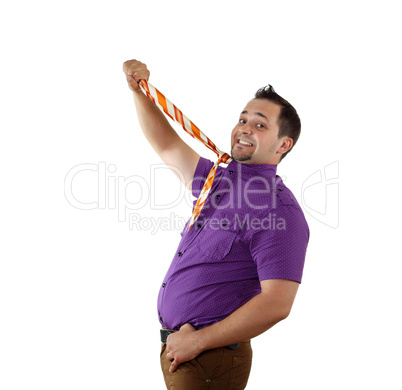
top-left (277, 137), bottom-right (293, 157)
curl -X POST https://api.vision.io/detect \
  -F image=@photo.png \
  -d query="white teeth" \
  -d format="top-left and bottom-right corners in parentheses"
top-left (239, 140), bottom-right (253, 146)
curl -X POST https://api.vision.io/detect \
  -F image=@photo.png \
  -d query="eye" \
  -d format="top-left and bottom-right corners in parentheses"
top-left (256, 123), bottom-right (265, 129)
top-left (239, 118), bottom-right (246, 124)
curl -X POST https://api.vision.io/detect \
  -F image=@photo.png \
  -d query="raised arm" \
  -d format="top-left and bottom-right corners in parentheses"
top-left (123, 60), bottom-right (200, 189)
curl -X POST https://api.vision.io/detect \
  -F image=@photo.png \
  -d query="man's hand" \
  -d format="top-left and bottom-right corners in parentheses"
top-left (165, 323), bottom-right (202, 373)
top-left (122, 59), bottom-right (150, 92)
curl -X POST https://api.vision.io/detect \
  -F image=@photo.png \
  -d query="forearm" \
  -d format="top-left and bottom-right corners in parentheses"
top-left (195, 291), bottom-right (290, 352)
top-left (166, 280), bottom-right (298, 372)
top-left (131, 88), bottom-right (181, 155)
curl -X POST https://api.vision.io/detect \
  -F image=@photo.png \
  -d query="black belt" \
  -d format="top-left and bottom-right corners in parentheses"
top-left (160, 329), bottom-right (240, 350)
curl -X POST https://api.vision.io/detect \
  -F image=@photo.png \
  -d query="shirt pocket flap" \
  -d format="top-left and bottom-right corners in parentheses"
top-left (195, 214), bottom-right (239, 261)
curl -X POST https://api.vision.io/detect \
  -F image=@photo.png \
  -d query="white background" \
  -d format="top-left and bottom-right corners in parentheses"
top-left (1, 0), bottom-right (401, 389)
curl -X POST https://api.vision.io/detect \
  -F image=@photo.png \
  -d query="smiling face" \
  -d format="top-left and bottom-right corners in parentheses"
top-left (230, 98), bottom-right (293, 165)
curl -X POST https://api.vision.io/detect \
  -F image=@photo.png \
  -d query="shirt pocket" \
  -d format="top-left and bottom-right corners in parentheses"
top-left (194, 213), bottom-right (240, 261)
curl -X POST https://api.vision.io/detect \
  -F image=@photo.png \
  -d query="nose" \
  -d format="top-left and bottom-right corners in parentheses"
top-left (240, 123), bottom-right (252, 135)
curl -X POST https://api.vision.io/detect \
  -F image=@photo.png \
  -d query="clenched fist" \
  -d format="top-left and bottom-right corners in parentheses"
top-left (122, 60), bottom-right (150, 92)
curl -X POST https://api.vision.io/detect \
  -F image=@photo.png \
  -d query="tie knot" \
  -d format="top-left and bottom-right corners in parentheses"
top-left (217, 152), bottom-right (232, 165)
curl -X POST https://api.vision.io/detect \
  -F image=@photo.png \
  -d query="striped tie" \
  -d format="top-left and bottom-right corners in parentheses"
top-left (138, 80), bottom-right (232, 230)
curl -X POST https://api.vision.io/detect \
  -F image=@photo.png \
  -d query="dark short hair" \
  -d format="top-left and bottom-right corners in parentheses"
top-left (254, 85), bottom-right (301, 161)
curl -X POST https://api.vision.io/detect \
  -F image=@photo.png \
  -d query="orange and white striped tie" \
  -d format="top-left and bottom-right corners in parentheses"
top-left (138, 80), bottom-right (232, 230)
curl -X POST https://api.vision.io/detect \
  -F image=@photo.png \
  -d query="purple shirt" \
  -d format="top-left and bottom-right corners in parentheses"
top-left (157, 157), bottom-right (309, 330)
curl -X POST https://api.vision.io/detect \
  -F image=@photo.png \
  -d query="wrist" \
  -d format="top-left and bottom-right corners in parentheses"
top-left (132, 86), bottom-right (144, 97)
top-left (194, 327), bottom-right (211, 353)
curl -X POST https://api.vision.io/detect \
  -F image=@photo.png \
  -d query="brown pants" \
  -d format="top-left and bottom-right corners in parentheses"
top-left (160, 340), bottom-right (252, 389)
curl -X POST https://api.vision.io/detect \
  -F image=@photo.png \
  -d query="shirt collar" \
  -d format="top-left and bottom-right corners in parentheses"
top-left (226, 159), bottom-right (278, 178)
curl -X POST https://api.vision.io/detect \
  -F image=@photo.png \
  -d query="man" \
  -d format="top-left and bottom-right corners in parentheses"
top-left (123, 59), bottom-right (309, 389)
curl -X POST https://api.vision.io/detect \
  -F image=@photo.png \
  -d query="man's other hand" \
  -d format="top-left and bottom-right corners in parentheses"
top-left (165, 323), bottom-right (202, 373)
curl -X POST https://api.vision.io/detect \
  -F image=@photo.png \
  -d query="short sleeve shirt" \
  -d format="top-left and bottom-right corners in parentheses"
top-left (157, 157), bottom-right (309, 330)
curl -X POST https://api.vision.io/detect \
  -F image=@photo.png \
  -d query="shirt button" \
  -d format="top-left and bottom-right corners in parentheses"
top-left (216, 194), bottom-right (221, 200)
top-left (162, 283), bottom-right (166, 287)
top-left (178, 252), bottom-right (183, 257)
top-left (196, 223), bottom-right (202, 229)
top-left (159, 316), bottom-right (163, 322)
top-left (229, 170), bottom-right (234, 174)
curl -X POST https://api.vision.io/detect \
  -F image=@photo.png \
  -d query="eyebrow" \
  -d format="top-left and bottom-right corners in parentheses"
top-left (241, 110), bottom-right (272, 125)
